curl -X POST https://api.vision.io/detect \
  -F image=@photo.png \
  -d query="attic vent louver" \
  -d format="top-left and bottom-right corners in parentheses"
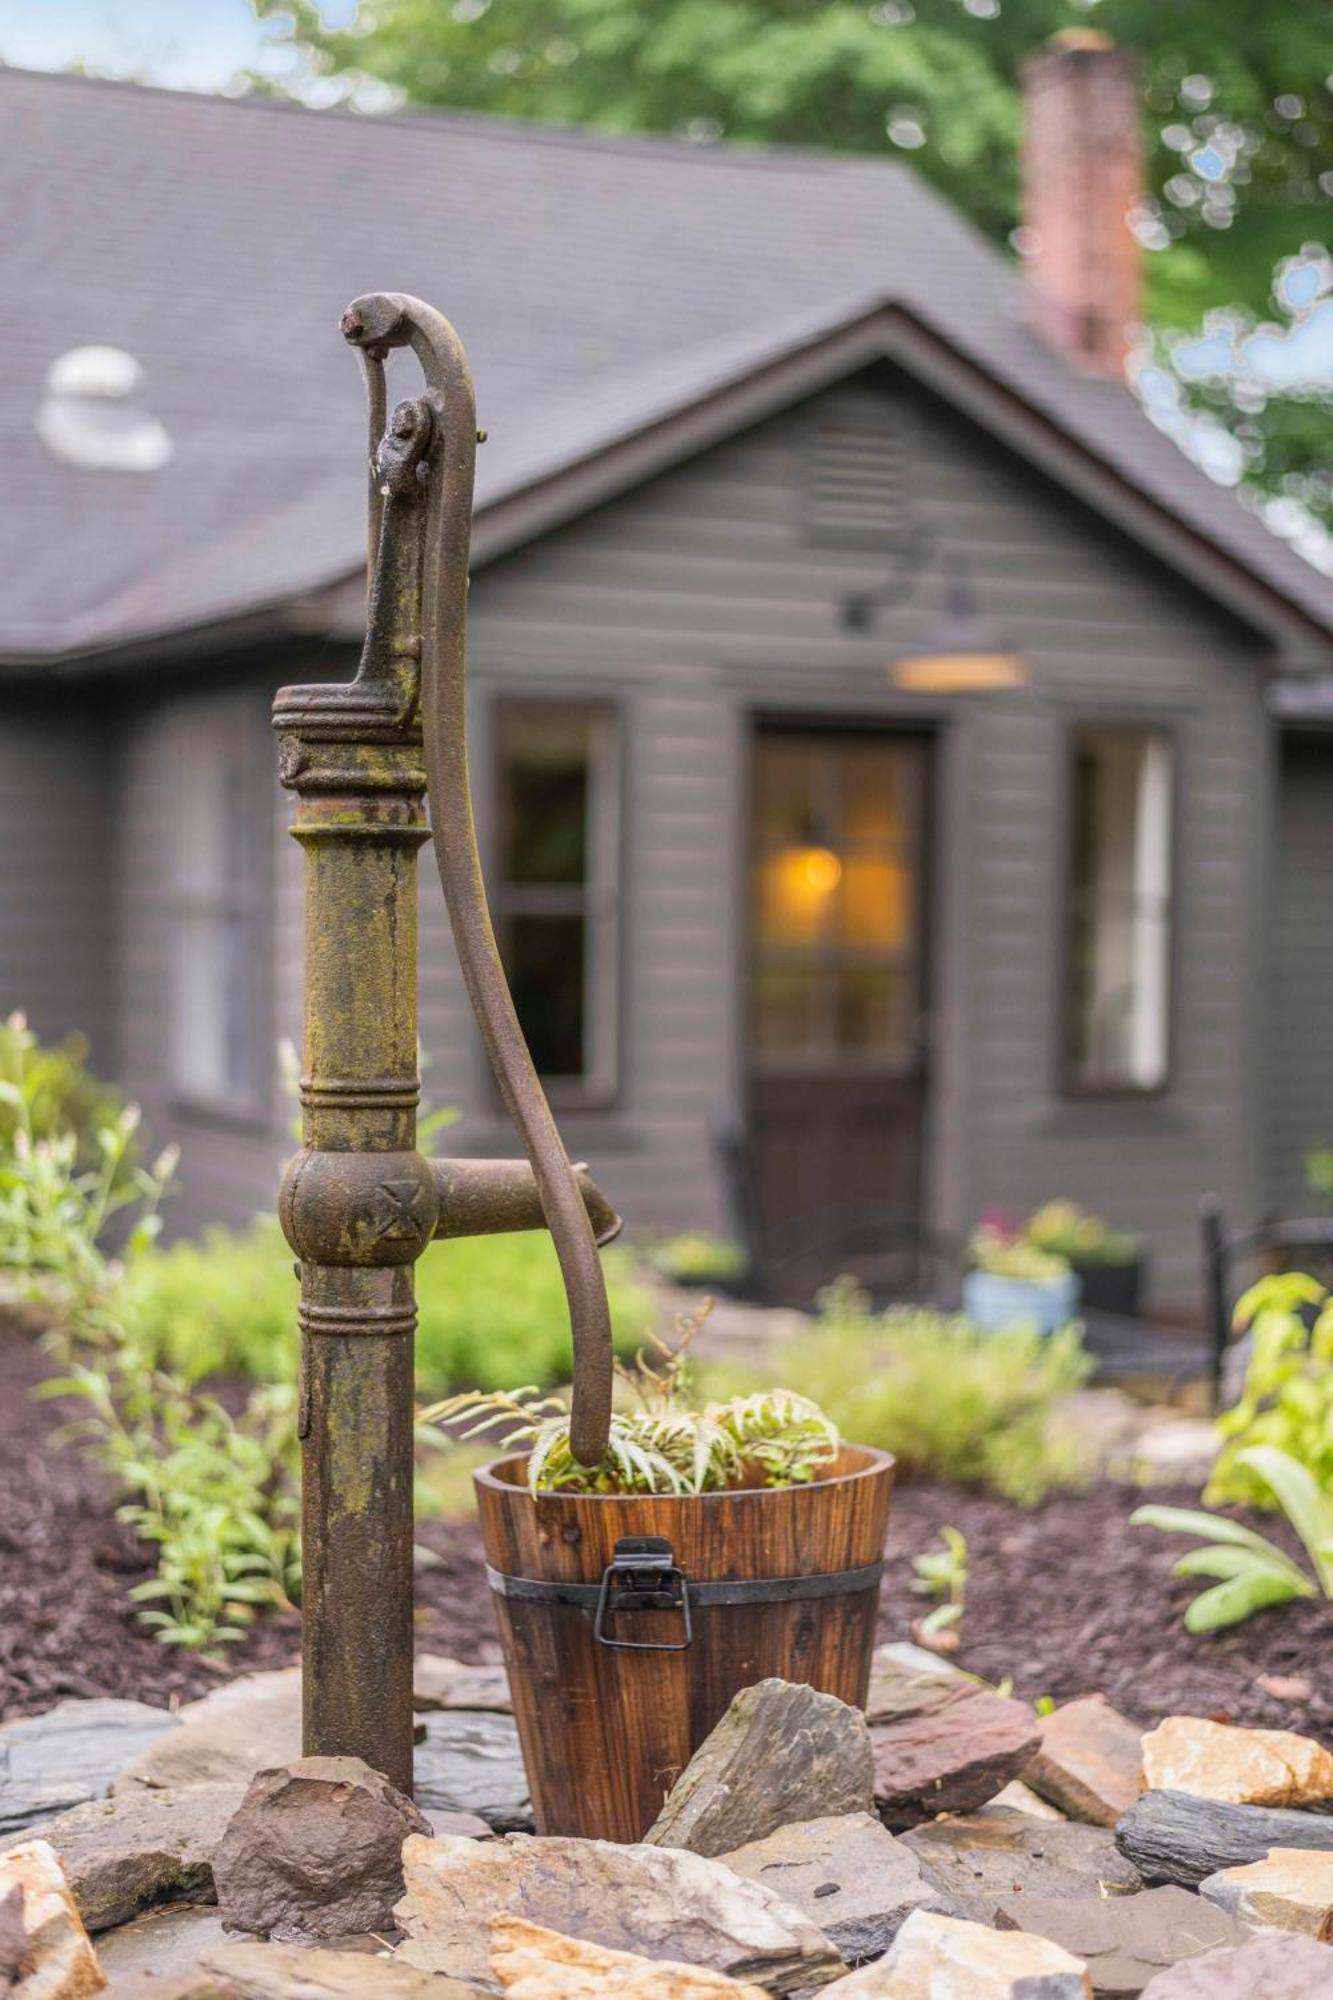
top-left (35, 346), bottom-right (173, 473)
top-left (801, 393), bottom-right (907, 550)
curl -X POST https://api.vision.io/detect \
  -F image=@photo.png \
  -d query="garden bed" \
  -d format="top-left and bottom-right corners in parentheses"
top-left (3, 1325), bottom-right (1331, 1741)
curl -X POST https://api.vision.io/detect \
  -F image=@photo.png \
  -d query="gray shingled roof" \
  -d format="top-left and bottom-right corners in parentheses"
top-left (2, 66), bottom-right (1329, 664)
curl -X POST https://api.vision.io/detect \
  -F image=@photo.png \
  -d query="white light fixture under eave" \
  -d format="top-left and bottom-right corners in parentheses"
top-left (35, 345), bottom-right (173, 472)
top-left (889, 561), bottom-right (1026, 693)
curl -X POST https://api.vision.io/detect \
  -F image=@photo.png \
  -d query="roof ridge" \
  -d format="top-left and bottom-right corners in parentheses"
top-left (0, 61), bottom-right (917, 178)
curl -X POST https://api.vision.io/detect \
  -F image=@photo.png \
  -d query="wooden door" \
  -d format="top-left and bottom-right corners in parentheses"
top-left (746, 726), bottom-right (930, 1302)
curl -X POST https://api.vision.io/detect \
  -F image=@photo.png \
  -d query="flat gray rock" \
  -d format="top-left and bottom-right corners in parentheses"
top-left (645, 1679), bottom-right (874, 1859)
top-left (0, 1698), bottom-right (179, 1836)
top-left (0, 1781), bottom-right (245, 1932)
top-left (114, 1672), bottom-right (300, 1794)
top-left (716, 1812), bottom-right (943, 1964)
top-left (413, 1709), bottom-right (532, 1832)
top-left (411, 1657), bottom-right (512, 1714)
top-left (393, 1830), bottom-right (845, 1993)
top-left (1137, 1931), bottom-right (1333, 1997)
top-left (1117, 1789), bottom-right (1333, 1888)
top-left (213, 1756), bottom-right (430, 1944)
top-left (903, 1811), bottom-right (1143, 1925)
top-left (95, 1901), bottom-right (235, 1985)
top-left (995, 1885), bottom-right (1253, 1996)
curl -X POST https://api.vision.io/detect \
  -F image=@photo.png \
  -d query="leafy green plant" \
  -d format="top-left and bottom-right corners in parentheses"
top-left (911, 1526), bottom-right (968, 1642)
top-left (1025, 1201), bottom-right (1139, 1268)
top-left (423, 1309), bottom-right (841, 1497)
top-left (0, 1012), bottom-right (129, 1169)
top-left (715, 1281), bottom-right (1091, 1508)
top-left (1131, 1444), bottom-right (1333, 1633)
top-left (1205, 1272), bottom-right (1333, 1507)
top-left (641, 1231), bottom-right (749, 1287)
top-left (124, 1216), bottom-right (650, 1397)
top-left (1303, 1143), bottom-right (1333, 1211)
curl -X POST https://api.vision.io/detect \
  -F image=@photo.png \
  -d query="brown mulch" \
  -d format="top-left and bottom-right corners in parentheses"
top-left (3, 1324), bottom-right (1331, 1742)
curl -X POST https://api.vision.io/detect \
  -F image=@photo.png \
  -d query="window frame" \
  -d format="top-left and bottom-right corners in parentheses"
top-left (1058, 713), bottom-right (1180, 1103)
top-left (490, 696), bottom-right (623, 1112)
top-left (164, 690), bottom-right (272, 1122)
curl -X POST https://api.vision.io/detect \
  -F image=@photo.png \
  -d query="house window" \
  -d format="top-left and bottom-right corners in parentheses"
top-left (1065, 725), bottom-right (1173, 1093)
top-left (167, 695), bottom-right (266, 1107)
top-left (494, 702), bottom-right (620, 1104)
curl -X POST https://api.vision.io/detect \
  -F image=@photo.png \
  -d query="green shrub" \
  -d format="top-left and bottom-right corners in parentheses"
top-left (122, 1214), bottom-right (651, 1397)
top-left (708, 1280), bottom-right (1093, 1507)
top-left (641, 1231), bottom-right (750, 1286)
top-left (1206, 1271), bottom-right (1333, 1508)
top-left (0, 1012), bottom-right (128, 1169)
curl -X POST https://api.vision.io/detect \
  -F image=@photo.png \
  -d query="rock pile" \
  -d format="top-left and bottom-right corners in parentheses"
top-left (7, 1657), bottom-right (1333, 1996)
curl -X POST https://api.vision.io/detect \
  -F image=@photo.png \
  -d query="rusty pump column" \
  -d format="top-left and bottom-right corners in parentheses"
top-left (273, 294), bottom-right (618, 1795)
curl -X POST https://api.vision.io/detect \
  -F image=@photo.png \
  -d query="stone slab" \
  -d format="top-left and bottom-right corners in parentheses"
top-left (715, 1812), bottom-right (941, 1964)
top-left (645, 1680), bottom-right (874, 1859)
top-left (1, 1783), bottom-right (245, 1932)
top-left (1137, 1931), bottom-right (1333, 1997)
top-left (1198, 1846), bottom-right (1333, 1937)
top-left (903, 1812), bottom-right (1142, 1926)
top-left (412, 1710), bottom-right (532, 1833)
top-left (1140, 1718), bottom-right (1333, 1809)
top-left (392, 1831), bottom-right (844, 1993)
top-left (1116, 1790), bottom-right (1333, 1888)
top-left (0, 1699), bottom-right (179, 1837)
top-left (994, 1885), bottom-right (1253, 1996)
top-left (865, 1655), bottom-right (1039, 1829)
top-left (823, 1907), bottom-right (1091, 1997)
top-left (1026, 1696), bottom-right (1144, 1827)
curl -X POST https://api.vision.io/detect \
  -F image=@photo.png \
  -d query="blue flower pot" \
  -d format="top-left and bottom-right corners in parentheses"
top-left (962, 1268), bottom-right (1081, 1336)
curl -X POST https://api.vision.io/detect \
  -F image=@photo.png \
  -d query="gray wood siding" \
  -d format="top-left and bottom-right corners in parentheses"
top-left (0, 697), bottom-right (115, 1062)
top-left (1267, 732), bottom-right (1333, 1215)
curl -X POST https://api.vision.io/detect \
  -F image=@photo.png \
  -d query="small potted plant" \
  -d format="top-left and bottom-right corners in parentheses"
top-left (963, 1212), bottom-right (1080, 1335)
top-left (1025, 1200), bottom-right (1145, 1317)
top-left (423, 1312), bottom-right (892, 1843)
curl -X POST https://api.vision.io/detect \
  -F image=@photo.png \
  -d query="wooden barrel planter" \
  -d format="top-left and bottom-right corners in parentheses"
top-left (475, 1444), bottom-right (893, 1843)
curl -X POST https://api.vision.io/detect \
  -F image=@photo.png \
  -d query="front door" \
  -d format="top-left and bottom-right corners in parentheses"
top-left (746, 725), bottom-right (930, 1301)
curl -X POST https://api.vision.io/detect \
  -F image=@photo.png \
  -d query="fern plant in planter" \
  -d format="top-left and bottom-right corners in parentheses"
top-left (427, 1313), bottom-right (892, 1845)
top-left (422, 1315), bottom-right (841, 1497)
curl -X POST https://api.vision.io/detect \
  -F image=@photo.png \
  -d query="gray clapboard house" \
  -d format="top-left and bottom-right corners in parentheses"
top-left (3, 48), bottom-right (1333, 1313)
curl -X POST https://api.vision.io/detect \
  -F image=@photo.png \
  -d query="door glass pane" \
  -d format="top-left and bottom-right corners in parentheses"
top-left (841, 743), bottom-right (906, 848)
top-left (836, 964), bottom-right (912, 1058)
top-left (756, 850), bottom-right (834, 950)
top-left (837, 856), bottom-right (909, 953)
top-left (508, 914), bottom-right (585, 1076)
top-left (753, 964), bottom-right (822, 1057)
top-left (754, 739), bottom-right (817, 846)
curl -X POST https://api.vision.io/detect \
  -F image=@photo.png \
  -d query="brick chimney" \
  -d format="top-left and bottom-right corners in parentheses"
top-left (1020, 31), bottom-right (1143, 376)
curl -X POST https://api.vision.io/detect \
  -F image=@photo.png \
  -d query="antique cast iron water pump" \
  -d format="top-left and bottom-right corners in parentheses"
top-left (273, 293), bottom-right (619, 1794)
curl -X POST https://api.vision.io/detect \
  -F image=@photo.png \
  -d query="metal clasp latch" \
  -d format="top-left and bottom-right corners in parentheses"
top-left (594, 1535), bottom-right (693, 1652)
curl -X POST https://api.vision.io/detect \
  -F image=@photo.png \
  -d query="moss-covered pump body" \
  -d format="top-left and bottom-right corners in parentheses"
top-left (273, 294), bottom-right (618, 1795)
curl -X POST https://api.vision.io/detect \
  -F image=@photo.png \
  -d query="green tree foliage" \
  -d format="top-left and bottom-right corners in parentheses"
top-left (258, 1), bottom-right (1333, 536)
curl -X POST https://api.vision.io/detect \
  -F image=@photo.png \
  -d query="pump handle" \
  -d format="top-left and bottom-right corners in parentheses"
top-left (340, 292), bottom-right (613, 1466)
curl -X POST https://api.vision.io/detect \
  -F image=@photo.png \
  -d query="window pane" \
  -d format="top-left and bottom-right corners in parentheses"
top-left (496, 703), bottom-right (619, 1095)
top-left (836, 963), bottom-right (914, 1058)
top-left (1066, 728), bottom-right (1172, 1091)
top-left (837, 856), bottom-right (909, 953)
top-left (499, 709), bottom-right (590, 886)
top-left (509, 914), bottom-right (585, 1077)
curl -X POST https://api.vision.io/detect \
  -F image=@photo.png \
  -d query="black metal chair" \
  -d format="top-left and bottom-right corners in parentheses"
top-left (1198, 1195), bottom-right (1333, 1412)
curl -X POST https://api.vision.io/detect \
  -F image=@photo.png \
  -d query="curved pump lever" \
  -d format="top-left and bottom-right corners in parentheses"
top-left (340, 292), bottom-right (614, 1466)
